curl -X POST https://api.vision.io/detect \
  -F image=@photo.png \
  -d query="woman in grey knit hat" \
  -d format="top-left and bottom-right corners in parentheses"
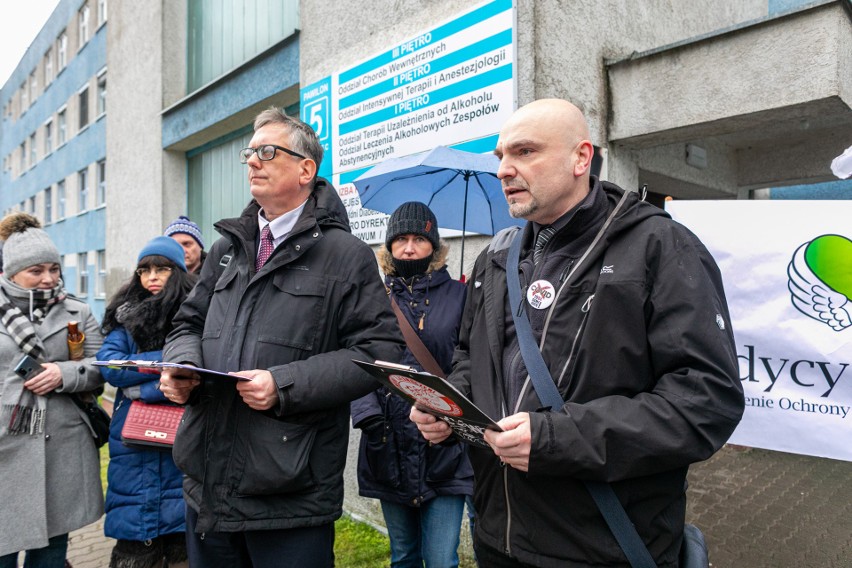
top-left (0, 213), bottom-right (105, 568)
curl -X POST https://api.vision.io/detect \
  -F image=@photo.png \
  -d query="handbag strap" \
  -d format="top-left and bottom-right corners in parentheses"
top-left (506, 229), bottom-right (657, 568)
top-left (389, 296), bottom-right (446, 379)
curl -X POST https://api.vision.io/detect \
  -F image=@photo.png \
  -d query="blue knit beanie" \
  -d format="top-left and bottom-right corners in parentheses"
top-left (138, 236), bottom-right (187, 272)
top-left (164, 215), bottom-right (204, 249)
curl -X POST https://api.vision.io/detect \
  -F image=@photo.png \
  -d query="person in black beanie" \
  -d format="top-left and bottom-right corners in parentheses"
top-left (351, 201), bottom-right (473, 568)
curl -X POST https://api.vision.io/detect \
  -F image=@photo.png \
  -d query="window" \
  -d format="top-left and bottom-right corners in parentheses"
top-left (95, 250), bottom-right (106, 297)
top-left (29, 133), bottom-right (37, 167)
top-left (19, 142), bottom-right (26, 172)
top-left (57, 108), bottom-right (67, 145)
top-left (44, 48), bottom-right (53, 85)
top-left (29, 73), bottom-right (37, 103)
top-left (44, 187), bottom-right (53, 223)
top-left (96, 160), bottom-right (106, 206)
top-left (77, 252), bottom-right (89, 296)
top-left (57, 31), bottom-right (68, 70)
top-left (44, 120), bottom-right (53, 155)
top-left (78, 168), bottom-right (89, 212)
top-left (29, 196), bottom-right (36, 215)
top-left (57, 180), bottom-right (66, 219)
top-left (78, 87), bottom-right (89, 130)
top-left (78, 4), bottom-right (90, 48)
top-left (21, 82), bottom-right (28, 111)
top-left (96, 72), bottom-right (106, 116)
top-left (97, 0), bottom-right (107, 26)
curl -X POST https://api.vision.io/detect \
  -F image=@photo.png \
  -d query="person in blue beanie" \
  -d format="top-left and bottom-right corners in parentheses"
top-left (97, 236), bottom-right (197, 568)
top-left (164, 216), bottom-right (206, 274)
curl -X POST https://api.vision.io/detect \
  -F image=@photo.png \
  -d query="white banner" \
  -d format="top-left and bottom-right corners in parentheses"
top-left (668, 200), bottom-right (852, 461)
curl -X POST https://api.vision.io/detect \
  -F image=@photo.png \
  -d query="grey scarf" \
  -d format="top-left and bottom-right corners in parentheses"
top-left (0, 276), bottom-right (67, 435)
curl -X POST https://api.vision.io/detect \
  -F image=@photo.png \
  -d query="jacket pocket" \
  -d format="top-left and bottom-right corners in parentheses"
top-left (425, 440), bottom-right (466, 483)
top-left (235, 412), bottom-right (318, 496)
top-left (260, 272), bottom-right (328, 351)
top-left (202, 267), bottom-right (239, 340)
top-left (364, 422), bottom-right (401, 488)
top-left (172, 398), bottom-right (209, 481)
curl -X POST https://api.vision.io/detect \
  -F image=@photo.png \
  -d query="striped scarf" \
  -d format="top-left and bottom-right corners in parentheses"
top-left (0, 277), bottom-right (67, 435)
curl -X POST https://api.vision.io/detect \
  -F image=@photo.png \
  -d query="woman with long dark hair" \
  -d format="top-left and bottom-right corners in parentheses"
top-left (97, 236), bottom-right (196, 568)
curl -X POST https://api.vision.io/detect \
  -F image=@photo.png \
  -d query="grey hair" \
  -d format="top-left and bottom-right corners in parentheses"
top-left (253, 107), bottom-right (324, 170)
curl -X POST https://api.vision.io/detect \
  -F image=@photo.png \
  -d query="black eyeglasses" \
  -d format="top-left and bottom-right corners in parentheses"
top-left (239, 144), bottom-right (307, 164)
top-left (136, 266), bottom-right (173, 277)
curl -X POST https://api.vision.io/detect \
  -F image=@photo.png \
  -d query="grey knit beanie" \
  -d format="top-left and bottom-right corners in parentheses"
top-left (385, 201), bottom-right (440, 251)
top-left (0, 213), bottom-right (61, 276)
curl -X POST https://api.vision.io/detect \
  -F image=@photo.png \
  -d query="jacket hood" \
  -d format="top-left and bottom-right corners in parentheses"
top-left (598, 177), bottom-right (670, 238)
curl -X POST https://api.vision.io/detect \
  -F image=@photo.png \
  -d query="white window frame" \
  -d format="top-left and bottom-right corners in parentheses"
top-left (29, 133), bottom-right (37, 168)
top-left (96, 160), bottom-right (106, 206)
top-left (44, 186), bottom-right (53, 224)
top-left (95, 250), bottom-right (106, 298)
top-left (57, 31), bottom-right (68, 70)
top-left (96, 69), bottom-right (106, 117)
top-left (78, 4), bottom-right (90, 49)
top-left (77, 252), bottom-right (89, 297)
top-left (29, 73), bottom-right (37, 103)
top-left (57, 106), bottom-right (67, 146)
top-left (97, 0), bottom-right (107, 27)
top-left (57, 180), bottom-right (66, 219)
top-left (78, 168), bottom-right (89, 213)
top-left (78, 84), bottom-right (89, 131)
top-left (44, 48), bottom-right (53, 85)
top-left (44, 119), bottom-right (53, 155)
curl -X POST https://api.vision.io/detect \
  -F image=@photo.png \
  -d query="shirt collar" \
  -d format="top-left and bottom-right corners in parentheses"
top-left (257, 197), bottom-right (309, 247)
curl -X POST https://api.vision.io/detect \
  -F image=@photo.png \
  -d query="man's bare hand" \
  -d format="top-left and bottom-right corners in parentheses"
top-left (159, 367), bottom-right (200, 404)
top-left (409, 406), bottom-right (452, 444)
top-left (234, 370), bottom-right (278, 411)
top-left (484, 412), bottom-right (532, 472)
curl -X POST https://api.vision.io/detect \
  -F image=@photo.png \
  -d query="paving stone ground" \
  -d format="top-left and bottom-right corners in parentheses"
top-left (65, 516), bottom-right (113, 568)
top-left (687, 445), bottom-right (852, 568)
top-left (61, 445), bottom-right (851, 568)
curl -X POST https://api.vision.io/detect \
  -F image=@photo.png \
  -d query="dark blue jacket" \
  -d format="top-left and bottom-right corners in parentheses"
top-left (97, 328), bottom-right (186, 541)
top-left (351, 265), bottom-right (474, 505)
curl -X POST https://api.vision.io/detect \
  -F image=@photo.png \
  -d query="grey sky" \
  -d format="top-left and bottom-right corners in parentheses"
top-left (0, 1), bottom-right (62, 89)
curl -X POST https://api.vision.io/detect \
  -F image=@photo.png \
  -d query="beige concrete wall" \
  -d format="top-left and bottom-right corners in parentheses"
top-left (105, 2), bottom-right (169, 293)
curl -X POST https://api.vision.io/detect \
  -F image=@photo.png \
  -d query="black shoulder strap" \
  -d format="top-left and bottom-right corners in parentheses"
top-left (506, 229), bottom-right (657, 568)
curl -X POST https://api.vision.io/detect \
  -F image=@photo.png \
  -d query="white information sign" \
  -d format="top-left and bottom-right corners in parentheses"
top-left (301, 0), bottom-right (516, 244)
top-left (668, 200), bottom-right (852, 461)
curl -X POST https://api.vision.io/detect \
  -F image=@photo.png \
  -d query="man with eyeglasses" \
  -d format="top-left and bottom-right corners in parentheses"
top-left (160, 108), bottom-right (404, 568)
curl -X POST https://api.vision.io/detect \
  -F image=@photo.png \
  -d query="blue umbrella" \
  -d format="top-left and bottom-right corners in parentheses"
top-left (353, 145), bottom-right (523, 276)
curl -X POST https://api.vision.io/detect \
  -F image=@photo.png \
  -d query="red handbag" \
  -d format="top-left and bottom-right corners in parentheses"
top-left (120, 400), bottom-right (185, 450)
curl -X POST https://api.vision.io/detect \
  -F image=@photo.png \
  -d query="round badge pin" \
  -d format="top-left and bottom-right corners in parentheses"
top-left (527, 279), bottom-right (555, 310)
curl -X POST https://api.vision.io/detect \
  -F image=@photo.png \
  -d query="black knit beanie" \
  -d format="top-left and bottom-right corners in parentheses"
top-left (385, 201), bottom-right (440, 251)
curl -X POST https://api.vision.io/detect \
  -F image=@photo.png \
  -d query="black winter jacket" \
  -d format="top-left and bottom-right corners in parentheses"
top-left (452, 179), bottom-right (744, 567)
top-left (351, 265), bottom-right (473, 505)
top-left (164, 179), bottom-right (404, 533)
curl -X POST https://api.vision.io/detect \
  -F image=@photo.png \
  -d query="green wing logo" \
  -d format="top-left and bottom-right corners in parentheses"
top-left (787, 234), bottom-right (852, 331)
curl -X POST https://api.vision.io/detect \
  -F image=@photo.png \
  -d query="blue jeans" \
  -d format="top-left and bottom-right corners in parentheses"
top-left (381, 495), bottom-right (465, 568)
top-left (0, 534), bottom-right (69, 568)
